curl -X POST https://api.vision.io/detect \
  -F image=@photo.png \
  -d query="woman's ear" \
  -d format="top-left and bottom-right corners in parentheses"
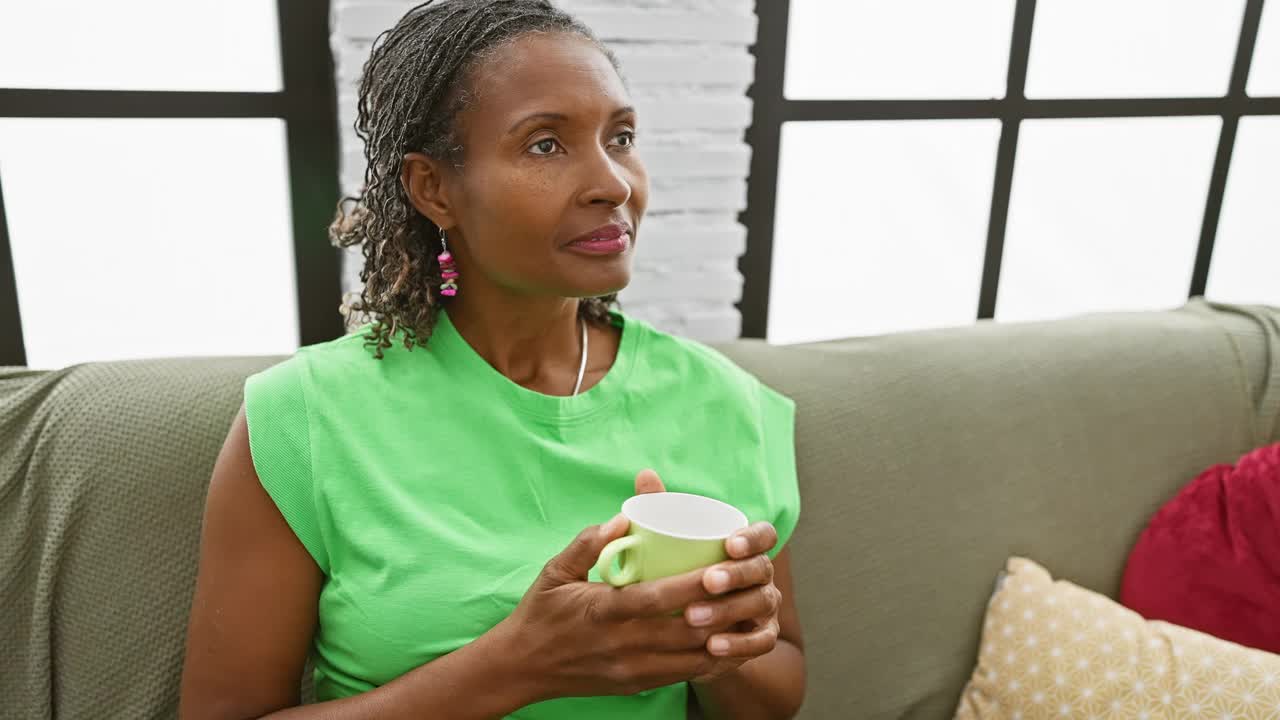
top-left (401, 152), bottom-right (457, 229)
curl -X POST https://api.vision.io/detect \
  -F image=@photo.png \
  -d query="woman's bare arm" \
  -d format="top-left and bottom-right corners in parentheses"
top-left (179, 407), bottom-right (536, 720)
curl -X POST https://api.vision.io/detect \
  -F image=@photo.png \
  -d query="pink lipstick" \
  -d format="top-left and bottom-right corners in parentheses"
top-left (566, 222), bottom-right (632, 255)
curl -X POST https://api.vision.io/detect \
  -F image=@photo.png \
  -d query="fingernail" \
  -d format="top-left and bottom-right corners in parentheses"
top-left (688, 605), bottom-right (713, 625)
top-left (709, 638), bottom-right (730, 655)
top-left (729, 537), bottom-right (749, 555)
top-left (707, 569), bottom-right (730, 593)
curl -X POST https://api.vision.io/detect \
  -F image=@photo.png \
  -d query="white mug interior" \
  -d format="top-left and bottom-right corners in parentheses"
top-left (621, 492), bottom-right (748, 540)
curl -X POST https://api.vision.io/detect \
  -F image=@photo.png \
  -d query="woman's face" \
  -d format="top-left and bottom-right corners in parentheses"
top-left (431, 32), bottom-right (649, 300)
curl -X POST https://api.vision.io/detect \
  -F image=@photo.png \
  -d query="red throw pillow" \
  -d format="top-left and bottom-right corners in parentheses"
top-left (1121, 442), bottom-right (1280, 653)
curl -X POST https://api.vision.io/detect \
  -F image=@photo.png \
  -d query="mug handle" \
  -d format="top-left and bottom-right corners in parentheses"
top-left (598, 535), bottom-right (643, 586)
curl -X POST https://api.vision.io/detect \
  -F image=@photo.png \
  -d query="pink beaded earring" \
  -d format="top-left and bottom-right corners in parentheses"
top-left (438, 230), bottom-right (459, 298)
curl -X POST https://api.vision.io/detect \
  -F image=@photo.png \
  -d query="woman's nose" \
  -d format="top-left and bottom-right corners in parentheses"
top-left (578, 147), bottom-right (633, 208)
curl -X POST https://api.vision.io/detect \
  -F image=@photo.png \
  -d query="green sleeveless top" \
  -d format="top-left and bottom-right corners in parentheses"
top-left (242, 310), bottom-right (800, 718)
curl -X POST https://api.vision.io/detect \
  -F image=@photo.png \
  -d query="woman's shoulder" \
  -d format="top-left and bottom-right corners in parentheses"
top-left (624, 313), bottom-right (771, 400)
top-left (245, 323), bottom-right (428, 401)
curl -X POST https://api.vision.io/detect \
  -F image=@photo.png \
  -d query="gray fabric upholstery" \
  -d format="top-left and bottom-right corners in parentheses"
top-left (1, 358), bottom-right (281, 718)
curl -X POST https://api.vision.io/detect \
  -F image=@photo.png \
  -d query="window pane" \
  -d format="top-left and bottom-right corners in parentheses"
top-left (0, 1), bottom-right (281, 91)
top-left (785, 0), bottom-right (1016, 100)
top-left (1248, 0), bottom-right (1280, 97)
top-left (1205, 117), bottom-right (1280, 306)
top-left (768, 120), bottom-right (1002, 345)
top-left (0, 119), bottom-right (298, 369)
top-left (1025, 0), bottom-right (1245, 99)
top-left (996, 117), bottom-right (1221, 323)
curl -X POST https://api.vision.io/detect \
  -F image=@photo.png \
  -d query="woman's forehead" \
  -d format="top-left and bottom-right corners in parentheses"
top-left (464, 32), bottom-right (629, 129)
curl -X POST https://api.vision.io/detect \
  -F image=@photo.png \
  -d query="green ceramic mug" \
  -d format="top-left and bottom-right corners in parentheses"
top-left (596, 492), bottom-right (749, 587)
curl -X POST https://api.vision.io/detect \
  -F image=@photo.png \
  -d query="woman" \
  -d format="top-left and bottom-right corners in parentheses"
top-left (179, 1), bottom-right (804, 718)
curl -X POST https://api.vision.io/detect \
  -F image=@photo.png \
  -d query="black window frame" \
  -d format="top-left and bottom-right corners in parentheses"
top-left (740, 0), bottom-right (1278, 338)
top-left (0, 0), bottom-right (342, 366)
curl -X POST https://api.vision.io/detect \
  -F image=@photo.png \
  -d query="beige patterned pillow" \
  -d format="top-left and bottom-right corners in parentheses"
top-left (953, 557), bottom-right (1280, 719)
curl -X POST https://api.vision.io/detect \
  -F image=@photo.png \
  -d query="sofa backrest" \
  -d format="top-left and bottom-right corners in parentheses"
top-left (1, 300), bottom-right (1276, 719)
top-left (717, 299), bottom-right (1280, 719)
top-left (1, 357), bottom-right (280, 718)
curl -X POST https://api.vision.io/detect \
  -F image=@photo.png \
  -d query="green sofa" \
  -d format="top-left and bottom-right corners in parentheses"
top-left (3, 298), bottom-right (1278, 719)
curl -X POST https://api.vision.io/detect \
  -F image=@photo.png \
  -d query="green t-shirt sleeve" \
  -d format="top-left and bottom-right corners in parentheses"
top-left (758, 381), bottom-right (801, 560)
top-left (243, 355), bottom-right (330, 574)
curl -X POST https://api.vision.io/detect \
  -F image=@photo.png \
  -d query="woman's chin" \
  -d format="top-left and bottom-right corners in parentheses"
top-left (576, 282), bottom-right (629, 300)
top-left (567, 266), bottom-right (631, 299)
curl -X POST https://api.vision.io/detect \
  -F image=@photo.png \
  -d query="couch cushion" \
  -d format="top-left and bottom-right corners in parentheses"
top-left (0, 357), bottom-right (283, 718)
top-left (717, 299), bottom-right (1280, 719)
top-left (954, 557), bottom-right (1280, 719)
top-left (1120, 441), bottom-right (1280, 654)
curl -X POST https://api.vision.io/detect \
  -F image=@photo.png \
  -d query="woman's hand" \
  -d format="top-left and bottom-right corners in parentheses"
top-left (685, 522), bottom-right (780, 684)
top-left (633, 470), bottom-right (783, 685)
top-left (496, 470), bottom-right (781, 701)
top-left (500, 514), bottom-right (722, 699)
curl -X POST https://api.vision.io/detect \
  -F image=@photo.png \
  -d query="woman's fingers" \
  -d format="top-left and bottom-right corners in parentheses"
top-left (702, 553), bottom-right (774, 595)
top-left (725, 521), bottom-right (778, 559)
top-left (685, 584), bottom-right (781, 628)
top-left (629, 614), bottom-right (720, 651)
top-left (618, 584), bottom-right (782, 648)
top-left (619, 649), bottom-right (718, 692)
top-left (602, 552), bottom-right (773, 621)
top-left (633, 468), bottom-right (666, 495)
top-left (706, 618), bottom-right (781, 658)
top-left (600, 565), bottom-right (716, 620)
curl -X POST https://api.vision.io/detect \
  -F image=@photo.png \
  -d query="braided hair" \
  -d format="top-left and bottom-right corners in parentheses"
top-left (330, 0), bottom-right (623, 359)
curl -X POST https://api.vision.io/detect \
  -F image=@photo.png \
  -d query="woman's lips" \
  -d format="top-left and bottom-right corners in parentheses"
top-left (566, 222), bottom-right (632, 255)
top-left (566, 233), bottom-right (630, 255)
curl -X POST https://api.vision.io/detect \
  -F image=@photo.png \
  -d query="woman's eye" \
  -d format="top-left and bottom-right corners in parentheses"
top-left (612, 131), bottom-right (636, 148)
top-left (529, 139), bottom-right (560, 155)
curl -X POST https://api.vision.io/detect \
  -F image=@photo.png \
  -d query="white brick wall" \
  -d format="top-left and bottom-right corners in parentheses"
top-left (330, 0), bottom-right (757, 340)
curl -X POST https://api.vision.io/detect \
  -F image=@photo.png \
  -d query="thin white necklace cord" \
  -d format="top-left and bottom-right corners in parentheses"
top-left (572, 316), bottom-right (588, 396)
